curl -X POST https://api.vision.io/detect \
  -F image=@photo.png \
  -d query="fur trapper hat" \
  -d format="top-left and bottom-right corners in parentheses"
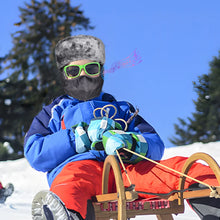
top-left (55, 35), bottom-right (105, 69)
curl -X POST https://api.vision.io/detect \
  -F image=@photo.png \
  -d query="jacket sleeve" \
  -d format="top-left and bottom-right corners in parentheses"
top-left (24, 104), bottom-right (76, 172)
top-left (133, 114), bottom-right (165, 160)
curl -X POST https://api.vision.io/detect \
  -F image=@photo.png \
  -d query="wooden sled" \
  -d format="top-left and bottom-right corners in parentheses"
top-left (92, 153), bottom-right (220, 220)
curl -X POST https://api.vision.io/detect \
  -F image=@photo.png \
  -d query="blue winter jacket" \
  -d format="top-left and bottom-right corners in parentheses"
top-left (24, 92), bottom-right (165, 186)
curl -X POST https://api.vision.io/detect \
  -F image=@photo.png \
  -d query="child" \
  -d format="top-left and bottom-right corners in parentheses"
top-left (0, 181), bottom-right (14, 203)
top-left (25, 35), bottom-right (220, 220)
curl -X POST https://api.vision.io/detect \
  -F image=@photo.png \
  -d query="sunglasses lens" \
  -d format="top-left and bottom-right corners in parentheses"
top-left (65, 66), bottom-right (80, 78)
top-left (85, 63), bottom-right (100, 75)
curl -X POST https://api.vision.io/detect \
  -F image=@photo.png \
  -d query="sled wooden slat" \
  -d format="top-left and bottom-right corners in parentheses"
top-left (93, 153), bottom-right (220, 220)
top-left (94, 199), bottom-right (184, 220)
top-left (94, 190), bottom-right (138, 203)
top-left (168, 188), bottom-right (210, 201)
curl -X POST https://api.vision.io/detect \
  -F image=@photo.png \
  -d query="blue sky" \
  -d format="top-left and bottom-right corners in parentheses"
top-left (1, 0), bottom-right (220, 147)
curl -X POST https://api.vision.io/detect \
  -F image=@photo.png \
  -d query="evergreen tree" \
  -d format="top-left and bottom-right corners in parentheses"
top-left (0, 0), bottom-right (93, 158)
top-left (170, 52), bottom-right (220, 145)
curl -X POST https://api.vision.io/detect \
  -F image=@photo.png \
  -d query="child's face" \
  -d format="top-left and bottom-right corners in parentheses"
top-left (67, 59), bottom-right (100, 80)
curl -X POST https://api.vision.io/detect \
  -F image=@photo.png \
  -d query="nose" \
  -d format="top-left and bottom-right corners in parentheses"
top-left (80, 68), bottom-right (87, 76)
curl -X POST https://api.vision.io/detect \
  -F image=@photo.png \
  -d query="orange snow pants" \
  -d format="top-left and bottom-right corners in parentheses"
top-left (50, 156), bottom-right (219, 219)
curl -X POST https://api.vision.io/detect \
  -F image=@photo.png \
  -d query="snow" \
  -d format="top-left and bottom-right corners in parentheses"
top-left (1, 141), bottom-right (220, 219)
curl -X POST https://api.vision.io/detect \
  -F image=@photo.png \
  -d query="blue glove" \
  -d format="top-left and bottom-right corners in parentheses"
top-left (72, 122), bottom-right (91, 153)
top-left (87, 117), bottom-right (122, 150)
top-left (102, 130), bottom-right (148, 163)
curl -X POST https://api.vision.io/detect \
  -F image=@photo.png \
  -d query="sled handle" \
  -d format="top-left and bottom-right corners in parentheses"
top-left (178, 152), bottom-right (220, 205)
top-left (102, 155), bottom-right (127, 220)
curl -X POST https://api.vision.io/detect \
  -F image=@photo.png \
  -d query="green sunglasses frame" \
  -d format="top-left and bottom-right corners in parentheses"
top-left (64, 62), bottom-right (101, 79)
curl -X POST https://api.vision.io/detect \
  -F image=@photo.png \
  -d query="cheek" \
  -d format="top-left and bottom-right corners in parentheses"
top-left (86, 73), bottom-right (101, 78)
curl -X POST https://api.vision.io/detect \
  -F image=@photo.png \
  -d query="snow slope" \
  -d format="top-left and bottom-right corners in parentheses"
top-left (0, 141), bottom-right (220, 220)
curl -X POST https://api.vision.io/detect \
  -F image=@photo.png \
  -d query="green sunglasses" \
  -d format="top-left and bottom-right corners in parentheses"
top-left (64, 62), bottom-right (101, 79)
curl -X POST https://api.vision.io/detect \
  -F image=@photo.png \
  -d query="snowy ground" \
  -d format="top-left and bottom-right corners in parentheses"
top-left (0, 141), bottom-right (220, 219)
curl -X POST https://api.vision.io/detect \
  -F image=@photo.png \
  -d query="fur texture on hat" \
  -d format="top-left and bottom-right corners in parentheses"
top-left (55, 35), bottom-right (105, 69)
